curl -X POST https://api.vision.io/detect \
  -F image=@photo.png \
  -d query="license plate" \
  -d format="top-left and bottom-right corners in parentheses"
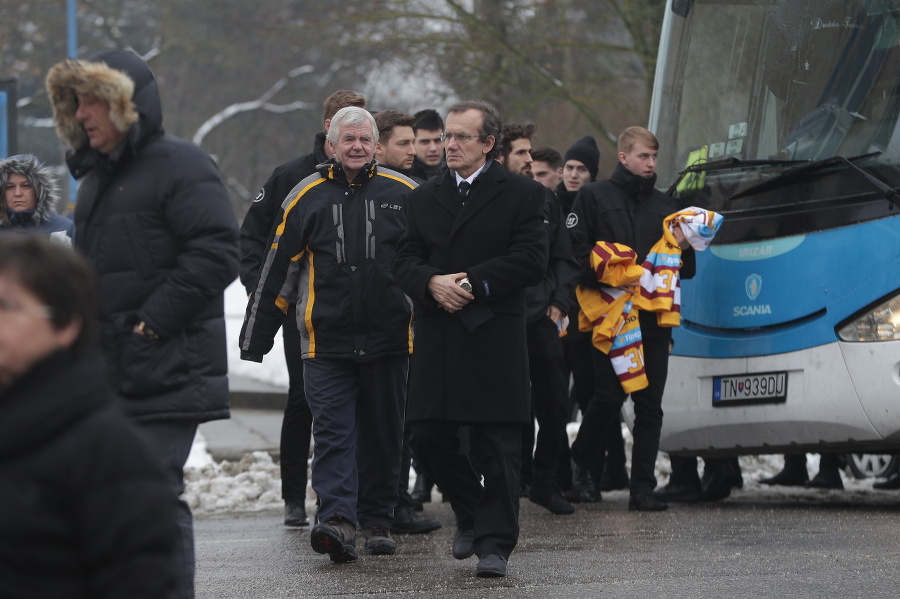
top-left (712, 371), bottom-right (788, 406)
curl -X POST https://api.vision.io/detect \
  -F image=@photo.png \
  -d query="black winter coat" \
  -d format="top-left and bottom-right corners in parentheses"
top-left (568, 162), bottom-right (696, 338)
top-left (49, 50), bottom-right (240, 423)
top-left (392, 161), bottom-right (548, 423)
top-left (525, 187), bottom-right (580, 323)
top-left (0, 350), bottom-right (177, 599)
top-left (239, 132), bottom-right (329, 292)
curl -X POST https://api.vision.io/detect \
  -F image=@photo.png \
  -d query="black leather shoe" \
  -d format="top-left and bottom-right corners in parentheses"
top-left (391, 505), bottom-right (442, 535)
top-left (452, 528), bottom-right (475, 560)
top-left (528, 482), bottom-right (575, 515)
top-left (873, 473), bottom-right (900, 490)
top-left (564, 466), bottom-right (600, 503)
top-left (283, 499), bottom-right (309, 527)
top-left (475, 554), bottom-right (508, 578)
top-left (806, 470), bottom-right (844, 490)
top-left (653, 482), bottom-right (702, 503)
top-left (759, 458), bottom-right (809, 486)
top-left (598, 467), bottom-right (630, 492)
top-left (702, 462), bottom-right (743, 501)
top-left (628, 492), bottom-right (669, 511)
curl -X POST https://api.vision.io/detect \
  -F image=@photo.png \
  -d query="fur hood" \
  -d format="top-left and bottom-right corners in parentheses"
top-left (45, 50), bottom-right (162, 153)
top-left (0, 155), bottom-right (63, 226)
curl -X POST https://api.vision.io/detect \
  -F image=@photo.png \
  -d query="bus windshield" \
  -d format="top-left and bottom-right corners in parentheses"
top-left (653, 0), bottom-right (900, 230)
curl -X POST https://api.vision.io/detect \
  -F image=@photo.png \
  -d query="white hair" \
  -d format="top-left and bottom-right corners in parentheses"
top-left (326, 107), bottom-right (378, 145)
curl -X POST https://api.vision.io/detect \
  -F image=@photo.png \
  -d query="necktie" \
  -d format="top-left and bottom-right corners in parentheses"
top-left (458, 180), bottom-right (471, 204)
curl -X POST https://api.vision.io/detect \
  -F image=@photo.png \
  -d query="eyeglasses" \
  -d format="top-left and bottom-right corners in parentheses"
top-left (0, 297), bottom-right (53, 319)
top-left (441, 132), bottom-right (479, 144)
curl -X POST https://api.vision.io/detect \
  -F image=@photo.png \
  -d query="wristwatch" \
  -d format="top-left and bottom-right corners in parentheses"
top-left (458, 277), bottom-right (473, 294)
top-left (136, 320), bottom-right (160, 340)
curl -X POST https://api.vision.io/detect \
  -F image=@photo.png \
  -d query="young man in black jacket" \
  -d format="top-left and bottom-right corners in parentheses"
top-left (499, 123), bottom-right (578, 516)
top-left (567, 126), bottom-right (695, 512)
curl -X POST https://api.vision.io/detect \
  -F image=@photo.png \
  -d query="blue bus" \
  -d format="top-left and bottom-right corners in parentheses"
top-left (639, 0), bottom-right (900, 463)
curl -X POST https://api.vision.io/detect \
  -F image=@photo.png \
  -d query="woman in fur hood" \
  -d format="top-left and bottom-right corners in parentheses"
top-left (0, 154), bottom-right (75, 246)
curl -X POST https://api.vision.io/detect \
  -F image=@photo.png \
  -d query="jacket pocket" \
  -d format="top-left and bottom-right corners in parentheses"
top-left (118, 330), bottom-right (190, 397)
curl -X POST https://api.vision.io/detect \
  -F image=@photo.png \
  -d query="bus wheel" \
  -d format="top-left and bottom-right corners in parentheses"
top-left (846, 454), bottom-right (900, 480)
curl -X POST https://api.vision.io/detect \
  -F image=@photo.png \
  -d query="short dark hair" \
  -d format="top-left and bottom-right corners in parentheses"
top-left (413, 109), bottom-right (444, 133)
top-left (0, 236), bottom-right (97, 356)
top-left (532, 146), bottom-right (562, 169)
top-left (500, 122), bottom-right (535, 162)
top-left (447, 100), bottom-right (503, 161)
top-left (322, 90), bottom-right (366, 123)
top-left (374, 110), bottom-right (417, 144)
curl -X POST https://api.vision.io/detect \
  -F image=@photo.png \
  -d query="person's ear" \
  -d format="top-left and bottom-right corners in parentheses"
top-left (483, 135), bottom-right (495, 155)
top-left (55, 316), bottom-right (82, 350)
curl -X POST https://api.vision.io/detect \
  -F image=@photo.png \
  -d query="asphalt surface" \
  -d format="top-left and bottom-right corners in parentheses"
top-left (195, 494), bottom-right (900, 598)
top-left (195, 379), bottom-right (900, 598)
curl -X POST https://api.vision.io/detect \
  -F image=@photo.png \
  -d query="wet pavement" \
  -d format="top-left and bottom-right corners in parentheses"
top-left (194, 378), bottom-right (900, 597)
top-left (195, 492), bottom-right (900, 598)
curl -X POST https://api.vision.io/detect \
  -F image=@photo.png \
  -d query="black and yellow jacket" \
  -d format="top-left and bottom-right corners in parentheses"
top-left (240, 159), bottom-right (415, 362)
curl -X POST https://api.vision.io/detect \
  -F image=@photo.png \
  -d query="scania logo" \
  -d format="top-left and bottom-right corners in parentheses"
top-left (745, 273), bottom-right (762, 300)
top-left (565, 213), bottom-right (578, 228)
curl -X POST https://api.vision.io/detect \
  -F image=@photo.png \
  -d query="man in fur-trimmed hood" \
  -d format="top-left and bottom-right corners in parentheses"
top-left (46, 49), bottom-right (239, 599)
top-left (0, 154), bottom-right (75, 246)
top-left (46, 50), bottom-right (158, 164)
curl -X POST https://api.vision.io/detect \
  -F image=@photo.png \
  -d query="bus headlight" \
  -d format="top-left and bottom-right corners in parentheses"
top-left (837, 294), bottom-right (900, 342)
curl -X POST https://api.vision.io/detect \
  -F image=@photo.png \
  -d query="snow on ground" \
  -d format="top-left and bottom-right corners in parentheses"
top-left (223, 279), bottom-right (289, 388)
top-left (182, 281), bottom-right (885, 515)
top-left (184, 421), bottom-right (880, 516)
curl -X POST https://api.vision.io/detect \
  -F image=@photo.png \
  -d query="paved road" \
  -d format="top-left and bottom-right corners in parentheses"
top-left (195, 491), bottom-right (900, 598)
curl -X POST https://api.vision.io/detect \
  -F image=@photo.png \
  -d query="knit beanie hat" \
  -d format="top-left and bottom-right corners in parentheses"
top-left (563, 135), bottom-right (600, 181)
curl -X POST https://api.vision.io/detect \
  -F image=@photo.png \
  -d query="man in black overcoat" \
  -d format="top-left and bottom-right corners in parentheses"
top-left (391, 100), bottom-right (548, 578)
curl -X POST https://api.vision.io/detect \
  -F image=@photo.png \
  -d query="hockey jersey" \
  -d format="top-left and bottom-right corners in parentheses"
top-left (577, 207), bottom-right (723, 393)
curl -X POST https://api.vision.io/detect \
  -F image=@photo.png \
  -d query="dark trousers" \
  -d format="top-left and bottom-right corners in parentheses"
top-left (524, 317), bottom-right (571, 484)
top-left (280, 310), bottom-right (312, 502)
top-left (571, 335), bottom-right (669, 496)
top-left (304, 355), bottom-right (407, 528)
top-left (410, 420), bottom-right (521, 559)
top-left (562, 330), bottom-right (594, 413)
top-left (559, 330), bottom-right (593, 487)
top-left (140, 420), bottom-right (198, 599)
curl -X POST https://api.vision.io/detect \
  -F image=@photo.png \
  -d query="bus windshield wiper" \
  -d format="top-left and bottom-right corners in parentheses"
top-left (729, 152), bottom-right (900, 209)
top-left (666, 156), bottom-right (805, 196)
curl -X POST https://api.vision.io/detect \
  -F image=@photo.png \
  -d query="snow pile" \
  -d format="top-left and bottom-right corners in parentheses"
top-left (184, 440), bottom-right (283, 515)
top-left (181, 421), bottom-right (879, 517)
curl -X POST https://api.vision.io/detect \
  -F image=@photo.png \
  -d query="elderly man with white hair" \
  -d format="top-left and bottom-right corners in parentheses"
top-left (240, 106), bottom-right (417, 563)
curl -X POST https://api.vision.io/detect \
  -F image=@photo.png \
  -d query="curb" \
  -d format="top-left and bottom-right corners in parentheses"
top-left (228, 375), bottom-right (287, 411)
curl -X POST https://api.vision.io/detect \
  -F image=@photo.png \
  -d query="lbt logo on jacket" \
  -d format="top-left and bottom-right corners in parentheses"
top-left (745, 273), bottom-right (762, 300)
top-left (566, 213), bottom-right (578, 228)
